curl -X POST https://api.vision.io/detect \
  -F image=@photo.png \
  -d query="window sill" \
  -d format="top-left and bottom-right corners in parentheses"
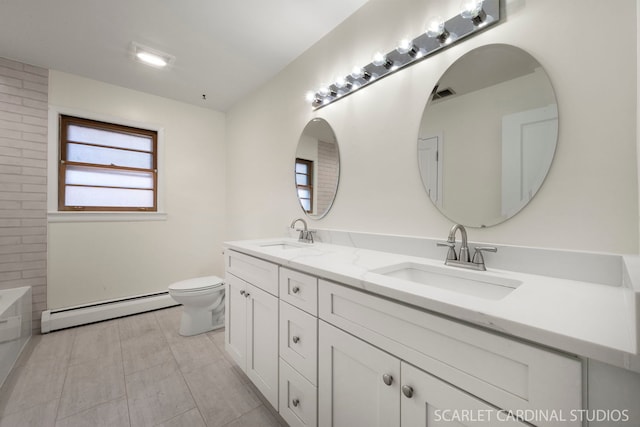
top-left (48, 211), bottom-right (168, 223)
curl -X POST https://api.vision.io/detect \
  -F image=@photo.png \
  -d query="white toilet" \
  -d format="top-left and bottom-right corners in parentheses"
top-left (168, 275), bottom-right (225, 336)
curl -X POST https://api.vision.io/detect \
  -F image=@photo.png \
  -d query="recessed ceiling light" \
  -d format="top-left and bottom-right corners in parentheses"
top-left (136, 51), bottom-right (167, 67)
top-left (130, 42), bottom-right (174, 69)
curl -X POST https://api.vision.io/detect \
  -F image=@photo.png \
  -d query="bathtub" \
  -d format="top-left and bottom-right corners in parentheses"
top-left (0, 287), bottom-right (32, 388)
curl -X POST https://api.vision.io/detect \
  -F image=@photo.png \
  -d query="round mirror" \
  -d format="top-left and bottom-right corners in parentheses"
top-left (295, 118), bottom-right (340, 219)
top-left (418, 44), bottom-right (558, 227)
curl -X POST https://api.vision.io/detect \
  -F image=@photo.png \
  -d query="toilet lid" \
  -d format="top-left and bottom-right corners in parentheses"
top-left (168, 275), bottom-right (224, 292)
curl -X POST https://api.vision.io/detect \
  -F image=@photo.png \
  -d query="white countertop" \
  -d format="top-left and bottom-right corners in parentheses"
top-left (224, 237), bottom-right (640, 373)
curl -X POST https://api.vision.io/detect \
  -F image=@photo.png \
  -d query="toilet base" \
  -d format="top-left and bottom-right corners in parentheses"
top-left (178, 302), bottom-right (225, 336)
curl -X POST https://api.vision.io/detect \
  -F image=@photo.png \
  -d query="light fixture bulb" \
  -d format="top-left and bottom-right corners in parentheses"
top-left (350, 66), bottom-right (364, 79)
top-left (425, 16), bottom-right (446, 38)
top-left (426, 16), bottom-right (451, 44)
top-left (372, 52), bottom-right (387, 67)
top-left (305, 91), bottom-right (317, 103)
top-left (396, 38), bottom-right (413, 55)
top-left (372, 52), bottom-right (394, 69)
top-left (396, 38), bottom-right (419, 58)
top-left (136, 51), bottom-right (167, 67)
top-left (350, 66), bottom-right (372, 81)
top-left (318, 86), bottom-right (330, 97)
top-left (460, 0), bottom-right (483, 18)
top-left (335, 76), bottom-right (348, 88)
top-left (460, 0), bottom-right (487, 25)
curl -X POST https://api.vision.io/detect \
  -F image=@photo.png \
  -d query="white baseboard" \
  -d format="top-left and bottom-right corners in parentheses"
top-left (41, 292), bottom-right (179, 333)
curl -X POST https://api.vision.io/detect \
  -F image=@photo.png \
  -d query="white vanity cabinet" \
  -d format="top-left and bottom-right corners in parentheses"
top-left (318, 279), bottom-right (583, 427)
top-left (223, 246), bottom-right (586, 427)
top-left (319, 321), bottom-right (528, 427)
top-left (224, 250), bottom-right (280, 409)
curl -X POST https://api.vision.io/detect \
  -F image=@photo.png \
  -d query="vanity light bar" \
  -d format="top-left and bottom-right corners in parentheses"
top-left (307, 0), bottom-right (501, 109)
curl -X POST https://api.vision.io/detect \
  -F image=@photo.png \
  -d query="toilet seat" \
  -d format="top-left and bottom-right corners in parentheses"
top-left (168, 275), bottom-right (223, 293)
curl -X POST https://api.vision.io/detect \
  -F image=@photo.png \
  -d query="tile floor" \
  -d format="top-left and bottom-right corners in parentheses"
top-left (0, 306), bottom-right (286, 427)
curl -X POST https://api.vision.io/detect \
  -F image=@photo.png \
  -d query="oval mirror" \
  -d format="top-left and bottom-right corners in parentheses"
top-left (295, 118), bottom-right (340, 219)
top-left (418, 44), bottom-right (558, 227)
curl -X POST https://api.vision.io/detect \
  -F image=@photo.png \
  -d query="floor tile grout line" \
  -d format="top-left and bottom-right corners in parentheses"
top-left (154, 309), bottom-right (204, 426)
top-left (52, 328), bottom-right (77, 423)
top-left (117, 315), bottom-right (134, 427)
top-left (54, 396), bottom-right (127, 425)
top-left (56, 324), bottom-right (124, 419)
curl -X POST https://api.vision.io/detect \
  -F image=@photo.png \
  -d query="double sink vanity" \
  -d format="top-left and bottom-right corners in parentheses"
top-left (223, 227), bottom-right (640, 427)
top-left (221, 22), bottom-right (640, 427)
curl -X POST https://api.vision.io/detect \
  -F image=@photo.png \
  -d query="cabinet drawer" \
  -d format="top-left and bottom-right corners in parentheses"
top-left (319, 280), bottom-right (582, 424)
top-left (225, 250), bottom-right (279, 296)
top-left (279, 358), bottom-right (318, 427)
top-left (279, 267), bottom-right (318, 315)
top-left (280, 300), bottom-right (318, 384)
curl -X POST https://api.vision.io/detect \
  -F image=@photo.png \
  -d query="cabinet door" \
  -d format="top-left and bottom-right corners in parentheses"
top-left (318, 321), bottom-right (400, 427)
top-left (401, 363), bottom-right (528, 427)
top-left (246, 283), bottom-right (279, 410)
top-left (225, 274), bottom-right (247, 369)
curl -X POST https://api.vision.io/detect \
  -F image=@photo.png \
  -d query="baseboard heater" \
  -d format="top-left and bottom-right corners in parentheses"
top-left (41, 291), bottom-right (179, 333)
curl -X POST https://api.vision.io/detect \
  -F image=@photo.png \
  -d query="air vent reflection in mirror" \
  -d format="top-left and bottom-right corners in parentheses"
top-left (433, 87), bottom-right (456, 100)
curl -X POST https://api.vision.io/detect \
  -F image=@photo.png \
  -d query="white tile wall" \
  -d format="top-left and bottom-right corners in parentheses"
top-left (0, 56), bottom-right (48, 331)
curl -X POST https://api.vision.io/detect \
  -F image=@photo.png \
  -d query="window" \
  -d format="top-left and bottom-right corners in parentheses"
top-left (295, 158), bottom-right (313, 213)
top-left (58, 115), bottom-right (158, 211)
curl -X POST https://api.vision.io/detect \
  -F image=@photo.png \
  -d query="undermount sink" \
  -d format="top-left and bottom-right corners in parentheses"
top-left (371, 262), bottom-right (521, 300)
top-left (259, 241), bottom-right (307, 250)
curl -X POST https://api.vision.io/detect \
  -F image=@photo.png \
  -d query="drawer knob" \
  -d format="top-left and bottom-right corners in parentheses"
top-left (292, 336), bottom-right (300, 344)
top-left (245, 292), bottom-right (250, 298)
top-left (292, 286), bottom-right (300, 294)
top-left (239, 290), bottom-right (245, 296)
top-left (382, 374), bottom-right (393, 386)
top-left (292, 398), bottom-right (300, 407)
top-left (402, 385), bottom-right (414, 398)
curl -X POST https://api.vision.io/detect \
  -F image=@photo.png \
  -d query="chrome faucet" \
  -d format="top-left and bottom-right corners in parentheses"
top-left (437, 224), bottom-right (496, 271)
top-left (290, 218), bottom-right (315, 244)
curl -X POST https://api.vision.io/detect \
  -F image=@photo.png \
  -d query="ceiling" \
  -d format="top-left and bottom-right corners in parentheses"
top-left (0, 0), bottom-right (369, 111)
top-left (437, 44), bottom-right (542, 101)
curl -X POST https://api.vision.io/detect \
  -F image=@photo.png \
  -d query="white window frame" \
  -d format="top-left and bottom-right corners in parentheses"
top-left (48, 105), bottom-right (167, 222)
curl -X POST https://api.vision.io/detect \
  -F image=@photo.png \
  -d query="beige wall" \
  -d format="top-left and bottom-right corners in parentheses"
top-left (637, 0), bottom-right (640, 251)
top-left (226, 0), bottom-right (639, 254)
top-left (41, 0), bottom-right (640, 311)
top-left (47, 71), bottom-right (226, 309)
